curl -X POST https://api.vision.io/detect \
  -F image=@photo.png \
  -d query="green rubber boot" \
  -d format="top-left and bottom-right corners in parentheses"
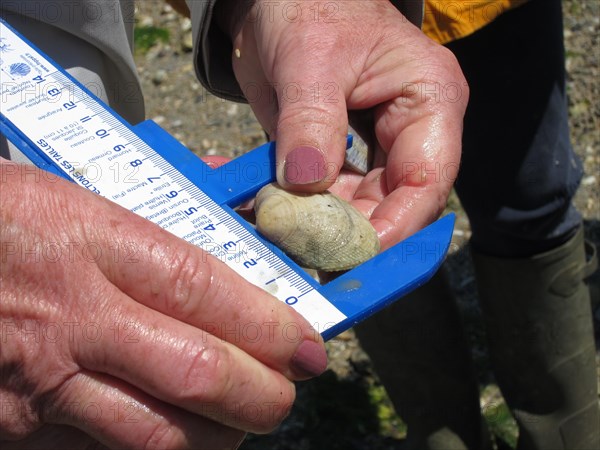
top-left (471, 227), bottom-right (599, 450)
top-left (355, 269), bottom-right (491, 450)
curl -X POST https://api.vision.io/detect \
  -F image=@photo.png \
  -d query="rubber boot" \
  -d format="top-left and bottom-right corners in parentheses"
top-left (471, 227), bottom-right (599, 450)
top-left (355, 269), bottom-right (491, 450)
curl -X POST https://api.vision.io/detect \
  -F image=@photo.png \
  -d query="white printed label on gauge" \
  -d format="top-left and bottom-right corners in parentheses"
top-left (0, 22), bottom-right (346, 332)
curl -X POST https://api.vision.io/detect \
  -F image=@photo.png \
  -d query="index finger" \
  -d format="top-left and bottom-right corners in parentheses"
top-left (72, 183), bottom-right (328, 381)
top-left (101, 212), bottom-right (326, 380)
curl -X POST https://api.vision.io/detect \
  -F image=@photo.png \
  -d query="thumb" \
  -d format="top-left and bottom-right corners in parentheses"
top-left (271, 52), bottom-right (349, 192)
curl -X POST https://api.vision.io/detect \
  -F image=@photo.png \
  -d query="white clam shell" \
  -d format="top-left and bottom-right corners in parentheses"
top-left (254, 183), bottom-right (380, 271)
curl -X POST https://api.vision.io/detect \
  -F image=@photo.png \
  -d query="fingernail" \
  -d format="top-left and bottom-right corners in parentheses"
top-left (284, 146), bottom-right (326, 184)
top-left (291, 340), bottom-right (328, 378)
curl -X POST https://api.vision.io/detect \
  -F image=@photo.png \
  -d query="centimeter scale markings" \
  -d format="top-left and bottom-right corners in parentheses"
top-left (1, 19), bottom-right (455, 340)
top-left (0, 20), bottom-right (346, 333)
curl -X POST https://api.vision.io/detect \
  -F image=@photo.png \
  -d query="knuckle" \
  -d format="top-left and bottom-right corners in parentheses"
top-left (163, 246), bottom-right (213, 321)
top-left (407, 44), bottom-right (469, 100)
top-left (430, 47), bottom-right (468, 90)
top-left (276, 104), bottom-right (346, 144)
top-left (436, 46), bottom-right (469, 93)
top-left (278, 103), bottom-right (338, 124)
top-left (179, 344), bottom-right (233, 405)
top-left (142, 422), bottom-right (179, 450)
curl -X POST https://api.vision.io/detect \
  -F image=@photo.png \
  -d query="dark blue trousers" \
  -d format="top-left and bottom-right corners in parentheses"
top-left (446, 0), bottom-right (583, 257)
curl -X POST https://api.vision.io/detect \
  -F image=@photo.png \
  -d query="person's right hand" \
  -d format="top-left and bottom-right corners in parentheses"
top-left (0, 160), bottom-right (327, 449)
top-left (222, 0), bottom-right (467, 251)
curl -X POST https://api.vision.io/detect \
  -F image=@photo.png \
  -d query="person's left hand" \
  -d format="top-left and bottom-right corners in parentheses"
top-left (219, 0), bottom-right (468, 250)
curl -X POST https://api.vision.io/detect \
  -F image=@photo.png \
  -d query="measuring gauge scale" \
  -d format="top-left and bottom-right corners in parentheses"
top-left (0, 19), bottom-right (454, 341)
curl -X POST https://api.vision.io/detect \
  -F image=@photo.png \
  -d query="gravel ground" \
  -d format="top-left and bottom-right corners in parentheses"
top-left (133, 1), bottom-right (599, 448)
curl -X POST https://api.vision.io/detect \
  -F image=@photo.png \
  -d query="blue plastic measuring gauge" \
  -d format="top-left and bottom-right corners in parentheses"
top-left (0, 19), bottom-right (454, 341)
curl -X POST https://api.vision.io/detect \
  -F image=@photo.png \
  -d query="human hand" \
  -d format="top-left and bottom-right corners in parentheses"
top-left (0, 161), bottom-right (327, 449)
top-left (221, 0), bottom-right (468, 250)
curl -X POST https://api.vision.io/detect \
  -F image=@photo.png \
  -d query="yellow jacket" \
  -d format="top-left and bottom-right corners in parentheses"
top-left (422, 0), bottom-right (529, 44)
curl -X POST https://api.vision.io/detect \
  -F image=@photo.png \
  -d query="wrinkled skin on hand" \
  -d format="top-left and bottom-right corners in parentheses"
top-left (223, 0), bottom-right (468, 250)
top-left (0, 161), bottom-right (326, 449)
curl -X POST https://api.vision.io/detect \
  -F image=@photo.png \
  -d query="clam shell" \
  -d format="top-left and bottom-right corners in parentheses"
top-left (254, 183), bottom-right (380, 271)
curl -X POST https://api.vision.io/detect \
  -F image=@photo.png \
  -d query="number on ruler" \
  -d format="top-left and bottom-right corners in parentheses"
top-left (96, 129), bottom-right (110, 139)
top-left (223, 241), bottom-right (236, 251)
top-left (285, 296), bottom-right (298, 305)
